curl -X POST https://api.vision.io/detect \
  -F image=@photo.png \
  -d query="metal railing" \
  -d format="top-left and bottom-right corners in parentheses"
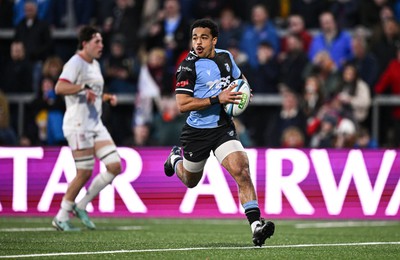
top-left (6, 93), bottom-right (282, 137)
top-left (371, 95), bottom-right (400, 143)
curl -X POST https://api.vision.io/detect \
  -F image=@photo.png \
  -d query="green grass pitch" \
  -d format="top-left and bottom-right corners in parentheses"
top-left (0, 217), bottom-right (399, 259)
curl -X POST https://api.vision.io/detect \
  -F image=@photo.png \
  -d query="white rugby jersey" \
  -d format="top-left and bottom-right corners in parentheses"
top-left (58, 54), bottom-right (104, 132)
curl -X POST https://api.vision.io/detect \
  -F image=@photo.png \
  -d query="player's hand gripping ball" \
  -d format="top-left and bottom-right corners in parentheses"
top-left (224, 79), bottom-right (251, 117)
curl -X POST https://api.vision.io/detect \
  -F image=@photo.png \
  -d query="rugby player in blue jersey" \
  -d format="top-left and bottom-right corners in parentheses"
top-left (164, 18), bottom-right (274, 246)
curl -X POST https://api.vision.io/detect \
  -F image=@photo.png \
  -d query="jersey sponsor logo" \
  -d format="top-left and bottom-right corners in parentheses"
top-left (176, 80), bottom-right (189, 87)
top-left (227, 130), bottom-right (234, 136)
top-left (206, 76), bottom-right (232, 90)
top-left (181, 66), bottom-right (192, 72)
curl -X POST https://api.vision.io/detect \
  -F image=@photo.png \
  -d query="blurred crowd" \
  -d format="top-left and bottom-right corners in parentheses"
top-left (0, 0), bottom-right (400, 148)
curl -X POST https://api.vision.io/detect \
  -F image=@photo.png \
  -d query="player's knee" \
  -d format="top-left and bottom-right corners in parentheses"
top-left (106, 162), bottom-right (122, 176)
top-left (96, 145), bottom-right (121, 175)
top-left (232, 164), bottom-right (251, 184)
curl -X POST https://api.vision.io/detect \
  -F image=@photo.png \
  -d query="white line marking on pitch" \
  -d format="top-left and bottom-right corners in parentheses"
top-left (0, 242), bottom-right (399, 258)
top-left (0, 226), bottom-right (143, 232)
top-left (295, 221), bottom-right (398, 229)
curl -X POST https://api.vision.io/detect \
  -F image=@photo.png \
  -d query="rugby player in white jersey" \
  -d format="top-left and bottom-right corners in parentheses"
top-left (52, 26), bottom-right (121, 231)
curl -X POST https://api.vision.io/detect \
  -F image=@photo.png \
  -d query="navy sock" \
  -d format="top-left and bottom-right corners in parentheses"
top-left (243, 200), bottom-right (261, 224)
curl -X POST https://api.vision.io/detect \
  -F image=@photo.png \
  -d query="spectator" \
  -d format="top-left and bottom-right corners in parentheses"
top-left (46, 0), bottom-right (95, 29)
top-left (216, 7), bottom-right (243, 50)
top-left (14, 0), bottom-right (53, 93)
top-left (267, 88), bottom-right (307, 147)
top-left (354, 127), bottom-right (378, 148)
top-left (13, 0), bottom-right (52, 26)
top-left (145, 0), bottom-right (190, 74)
top-left (335, 63), bottom-right (371, 127)
top-left (303, 51), bottom-right (341, 100)
top-left (93, 0), bottom-right (114, 29)
top-left (226, 40), bottom-right (251, 78)
top-left (281, 126), bottom-right (305, 148)
top-left (360, 0), bottom-right (392, 28)
top-left (301, 75), bottom-right (325, 120)
top-left (240, 4), bottom-right (280, 68)
top-left (137, 0), bottom-right (162, 40)
top-left (347, 33), bottom-right (380, 89)
top-left (334, 117), bottom-right (357, 148)
top-left (280, 14), bottom-right (312, 54)
top-left (152, 96), bottom-right (186, 146)
top-left (371, 18), bottom-right (400, 75)
top-left (369, 4), bottom-right (396, 44)
top-left (102, 34), bottom-right (139, 94)
top-left (0, 41), bottom-right (33, 94)
top-left (374, 44), bottom-right (400, 147)
top-left (42, 55), bottom-right (64, 82)
top-left (0, 90), bottom-right (18, 145)
top-left (308, 12), bottom-right (353, 69)
top-left (102, 0), bottom-right (143, 55)
top-left (309, 113), bottom-right (338, 148)
top-left (101, 35), bottom-right (140, 145)
top-left (28, 77), bottom-right (66, 145)
top-left (247, 41), bottom-right (280, 94)
top-left (279, 33), bottom-right (309, 94)
top-left (305, 87), bottom-right (349, 144)
top-left (132, 47), bottom-right (173, 146)
top-left (242, 41), bottom-right (280, 146)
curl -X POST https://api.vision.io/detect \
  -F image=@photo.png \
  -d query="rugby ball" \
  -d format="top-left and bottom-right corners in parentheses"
top-left (224, 79), bottom-right (251, 117)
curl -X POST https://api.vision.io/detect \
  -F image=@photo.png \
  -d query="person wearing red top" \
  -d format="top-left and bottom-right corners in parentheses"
top-left (374, 45), bottom-right (400, 146)
top-left (280, 14), bottom-right (312, 54)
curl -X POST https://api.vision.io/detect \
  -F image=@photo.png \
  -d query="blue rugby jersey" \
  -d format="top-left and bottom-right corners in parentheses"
top-left (175, 49), bottom-right (242, 128)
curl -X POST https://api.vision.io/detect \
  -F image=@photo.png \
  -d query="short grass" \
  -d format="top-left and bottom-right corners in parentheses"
top-left (0, 217), bottom-right (399, 259)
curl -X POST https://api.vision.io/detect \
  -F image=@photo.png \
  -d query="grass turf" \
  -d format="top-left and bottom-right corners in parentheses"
top-left (0, 217), bottom-right (399, 259)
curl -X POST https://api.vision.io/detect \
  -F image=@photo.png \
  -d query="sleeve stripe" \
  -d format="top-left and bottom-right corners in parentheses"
top-left (175, 88), bottom-right (193, 93)
top-left (58, 78), bottom-right (71, 83)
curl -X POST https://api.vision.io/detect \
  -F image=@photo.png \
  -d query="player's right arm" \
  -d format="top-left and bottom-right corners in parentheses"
top-left (55, 57), bottom-right (97, 103)
top-left (55, 80), bottom-right (97, 104)
top-left (55, 80), bottom-right (86, 95)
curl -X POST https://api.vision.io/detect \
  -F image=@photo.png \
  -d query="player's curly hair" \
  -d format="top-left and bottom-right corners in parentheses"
top-left (77, 26), bottom-right (100, 50)
top-left (190, 19), bottom-right (219, 38)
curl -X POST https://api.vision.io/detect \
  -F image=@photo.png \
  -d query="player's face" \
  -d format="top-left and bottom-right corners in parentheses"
top-left (84, 33), bottom-right (103, 60)
top-left (192, 27), bottom-right (217, 58)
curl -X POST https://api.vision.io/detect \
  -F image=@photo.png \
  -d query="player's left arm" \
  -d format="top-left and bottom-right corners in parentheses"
top-left (176, 85), bottom-right (241, 113)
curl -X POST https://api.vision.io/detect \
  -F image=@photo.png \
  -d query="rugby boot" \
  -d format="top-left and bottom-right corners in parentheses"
top-left (52, 217), bottom-right (80, 231)
top-left (252, 218), bottom-right (275, 247)
top-left (73, 205), bottom-right (96, 230)
top-left (164, 146), bottom-right (182, 177)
